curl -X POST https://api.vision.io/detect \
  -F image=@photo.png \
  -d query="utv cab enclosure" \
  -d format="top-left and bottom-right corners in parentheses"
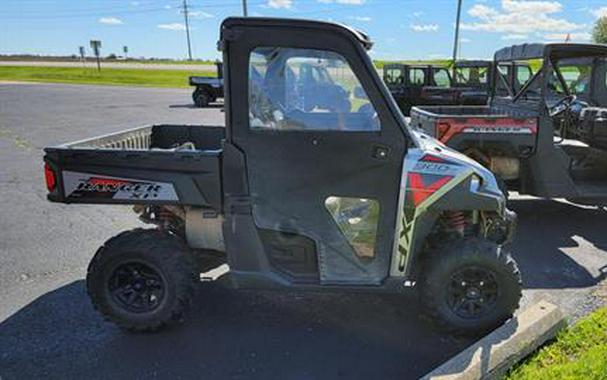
top-left (383, 63), bottom-right (459, 115)
top-left (411, 43), bottom-right (607, 203)
top-left (44, 18), bottom-right (521, 334)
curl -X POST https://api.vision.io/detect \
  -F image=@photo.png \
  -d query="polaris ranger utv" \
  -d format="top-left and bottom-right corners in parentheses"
top-left (411, 43), bottom-right (607, 203)
top-left (43, 18), bottom-right (520, 334)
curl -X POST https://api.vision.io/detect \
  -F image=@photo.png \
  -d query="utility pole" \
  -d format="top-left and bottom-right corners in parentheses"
top-left (182, 0), bottom-right (193, 60)
top-left (452, 0), bottom-right (463, 73)
top-left (242, 0), bottom-right (248, 16)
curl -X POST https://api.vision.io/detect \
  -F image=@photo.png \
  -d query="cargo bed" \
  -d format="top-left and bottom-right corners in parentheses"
top-left (44, 124), bottom-right (225, 210)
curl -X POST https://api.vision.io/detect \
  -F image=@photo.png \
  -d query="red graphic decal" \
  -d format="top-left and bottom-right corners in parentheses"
top-left (420, 154), bottom-right (448, 163)
top-left (408, 173), bottom-right (453, 207)
top-left (88, 177), bottom-right (130, 187)
top-left (437, 117), bottom-right (538, 143)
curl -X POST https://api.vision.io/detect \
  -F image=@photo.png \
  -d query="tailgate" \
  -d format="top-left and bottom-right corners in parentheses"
top-left (410, 106), bottom-right (538, 152)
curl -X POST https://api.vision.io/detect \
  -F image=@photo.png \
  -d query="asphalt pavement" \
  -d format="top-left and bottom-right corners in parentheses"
top-left (0, 82), bottom-right (606, 380)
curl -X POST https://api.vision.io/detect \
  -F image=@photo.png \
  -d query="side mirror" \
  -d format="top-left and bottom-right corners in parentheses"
top-left (353, 86), bottom-right (366, 99)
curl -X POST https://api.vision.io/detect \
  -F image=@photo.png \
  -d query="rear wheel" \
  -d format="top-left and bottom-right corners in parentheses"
top-left (193, 88), bottom-right (211, 107)
top-left (87, 229), bottom-right (197, 332)
top-left (419, 237), bottom-right (522, 335)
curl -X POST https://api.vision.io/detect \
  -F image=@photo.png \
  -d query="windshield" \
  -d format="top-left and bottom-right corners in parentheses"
top-left (547, 58), bottom-right (606, 99)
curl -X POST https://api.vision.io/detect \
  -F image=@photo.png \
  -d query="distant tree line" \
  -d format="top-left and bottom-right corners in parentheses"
top-left (593, 17), bottom-right (607, 44)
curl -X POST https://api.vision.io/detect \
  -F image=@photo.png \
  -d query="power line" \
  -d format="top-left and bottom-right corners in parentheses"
top-left (453, 0), bottom-right (463, 66)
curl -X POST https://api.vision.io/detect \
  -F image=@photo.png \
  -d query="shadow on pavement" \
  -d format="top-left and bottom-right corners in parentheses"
top-left (0, 281), bottom-right (472, 379)
top-left (510, 199), bottom-right (607, 289)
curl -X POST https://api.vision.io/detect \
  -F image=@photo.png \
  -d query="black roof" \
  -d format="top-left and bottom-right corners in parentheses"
top-left (221, 17), bottom-right (373, 50)
top-left (454, 60), bottom-right (492, 68)
top-left (495, 43), bottom-right (607, 61)
top-left (383, 63), bottom-right (449, 69)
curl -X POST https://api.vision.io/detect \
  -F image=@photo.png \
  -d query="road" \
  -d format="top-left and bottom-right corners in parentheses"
top-left (0, 60), bottom-right (216, 71)
top-left (0, 83), bottom-right (606, 379)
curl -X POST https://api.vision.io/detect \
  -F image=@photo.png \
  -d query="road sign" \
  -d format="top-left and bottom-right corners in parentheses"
top-left (90, 40), bottom-right (102, 71)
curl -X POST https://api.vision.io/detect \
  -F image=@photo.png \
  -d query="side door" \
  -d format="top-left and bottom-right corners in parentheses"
top-left (224, 21), bottom-right (407, 285)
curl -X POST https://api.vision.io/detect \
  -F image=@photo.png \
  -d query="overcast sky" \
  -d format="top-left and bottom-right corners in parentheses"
top-left (1, 0), bottom-right (605, 60)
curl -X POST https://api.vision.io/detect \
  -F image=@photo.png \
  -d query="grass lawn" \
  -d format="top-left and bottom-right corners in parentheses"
top-left (0, 65), bottom-right (215, 88)
top-left (504, 306), bottom-right (607, 380)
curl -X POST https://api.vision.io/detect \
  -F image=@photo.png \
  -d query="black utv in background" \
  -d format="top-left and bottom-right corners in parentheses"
top-left (383, 63), bottom-right (459, 115)
top-left (189, 60), bottom-right (224, 107)
top-left (411, 43), bottom-right (607, 203)
top-left (44, 17), bottom-right (521, 335)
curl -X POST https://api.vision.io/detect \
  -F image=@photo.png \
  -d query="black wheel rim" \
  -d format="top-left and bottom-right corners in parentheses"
top-left (108, 261), bottom-right (166, 313)
top-left (447, 266), bottom-right (498, 319)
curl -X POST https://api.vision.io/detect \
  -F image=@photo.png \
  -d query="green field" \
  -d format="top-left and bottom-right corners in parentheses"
top-left (0, 65), bottom-right (215, 88)
top-left (504, 307), bottom-right (607, 380)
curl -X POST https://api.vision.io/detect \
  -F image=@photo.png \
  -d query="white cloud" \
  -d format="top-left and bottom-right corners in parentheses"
top-left (502, 0), bottom-right (562, 14)
top-left (501, 33), bottom-right (528, 40)
top-left (98, 17), bottom-right (123, 25)
top-left (349, 16), bottom-right (371, 22)
top-left (189, 11), bottom-right (214, 18)
top-left (544, 32), bottom-right (592, 41)
top-left (268, 0), bottom-right (292, 8)
top-left (462, 0), bottom-right (585, 34)
top-left (411, 23), bottom-right (439, 32)
top-left (592, 7), bottom-right (607, 18)
top-left (461, 37), bottom-right (472, 43)
top-left (318, 0), bottom-right (365, 4)
top-left (158, 23), bottom-right (187, 31)
top-left (412, 11), bottom-right (424, 18)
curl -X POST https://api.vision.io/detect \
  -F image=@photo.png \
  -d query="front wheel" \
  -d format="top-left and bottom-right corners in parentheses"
top-left (419, 238), bottom-right (522, 335)
top-left (87, 229), bottom-right (197, 332)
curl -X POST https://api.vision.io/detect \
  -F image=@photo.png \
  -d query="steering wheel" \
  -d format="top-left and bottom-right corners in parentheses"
top-left (549, 94), bottom-right (577, 117)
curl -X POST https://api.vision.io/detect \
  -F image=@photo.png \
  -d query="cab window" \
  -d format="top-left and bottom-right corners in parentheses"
top-left (385, 68), bottom-right (404, 85)
top-left (432, 68), bottom-right (451, 88)
top-left (248, 47), bottom-right (379, 132)
top-left (514, 65), bottom-right (533, 92)
top-left (455, 67), bottom-right (488, 86)
top-left (409, 68), bottom-right (425, 85)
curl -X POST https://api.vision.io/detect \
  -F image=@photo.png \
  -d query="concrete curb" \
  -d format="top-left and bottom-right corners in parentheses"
top-left (420, 300), bottom-right (566, 380)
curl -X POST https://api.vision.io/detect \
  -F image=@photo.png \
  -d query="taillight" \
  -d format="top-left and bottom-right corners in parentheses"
top-left (436, 122), bottom-right (451, 141)
top-left (44, 162), bottom-right (56, 192)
